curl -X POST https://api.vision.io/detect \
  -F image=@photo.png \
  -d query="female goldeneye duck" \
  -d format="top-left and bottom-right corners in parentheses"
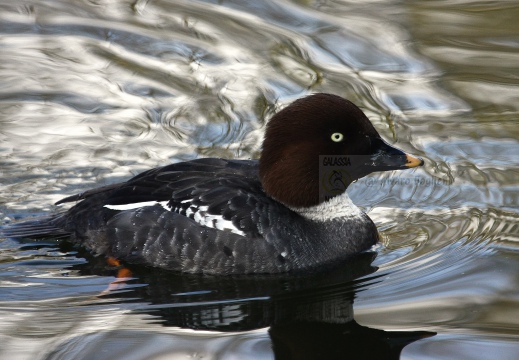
top-left (2, 93), bottom-right (423, 275)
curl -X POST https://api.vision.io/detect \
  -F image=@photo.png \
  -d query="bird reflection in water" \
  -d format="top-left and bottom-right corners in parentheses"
top-left (72, 250), bottom-right (434, 360)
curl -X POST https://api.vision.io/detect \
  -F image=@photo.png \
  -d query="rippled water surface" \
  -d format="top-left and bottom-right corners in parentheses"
top-left (1, 1), bottom-right (519, 359)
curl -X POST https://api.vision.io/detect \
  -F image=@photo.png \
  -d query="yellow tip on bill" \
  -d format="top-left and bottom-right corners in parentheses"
top-left (405, 154), bottom-right (424, 168)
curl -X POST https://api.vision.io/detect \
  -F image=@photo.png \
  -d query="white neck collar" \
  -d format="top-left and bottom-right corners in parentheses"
top-left (289, 191), bottom-right (364, 222)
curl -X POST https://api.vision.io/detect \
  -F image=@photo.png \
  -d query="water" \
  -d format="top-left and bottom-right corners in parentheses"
top-left (1, 0), bottom-right (518, 359)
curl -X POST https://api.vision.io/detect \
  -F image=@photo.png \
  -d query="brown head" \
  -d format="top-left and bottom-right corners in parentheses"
top-left (259, 93), bottom-right (423, 208)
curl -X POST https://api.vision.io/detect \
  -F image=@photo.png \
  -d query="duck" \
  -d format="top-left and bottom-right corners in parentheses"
top-left (1, 93), bottom-right (423, 274)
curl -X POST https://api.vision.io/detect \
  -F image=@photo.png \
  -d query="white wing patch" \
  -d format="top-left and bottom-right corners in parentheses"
top-left (104, 201), bottom-right (170, 211)
top-left (191, 205), bottom-right (246, 236)
top-left (105, 200), bottom-right (246, 236)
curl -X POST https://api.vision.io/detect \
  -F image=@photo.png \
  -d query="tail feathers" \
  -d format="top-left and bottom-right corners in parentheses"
top-left (0, 214), bottom-right (69, 239)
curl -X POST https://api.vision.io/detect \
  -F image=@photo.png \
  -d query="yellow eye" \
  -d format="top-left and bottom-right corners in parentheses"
top-left (331, 132), bottom-right (344, 142)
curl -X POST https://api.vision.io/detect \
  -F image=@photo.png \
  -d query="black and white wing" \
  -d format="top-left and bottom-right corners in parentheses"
top-left (57, 158), bottom-right (297, 273)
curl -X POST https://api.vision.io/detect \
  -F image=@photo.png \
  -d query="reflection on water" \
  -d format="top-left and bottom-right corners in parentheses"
top-left (1, 0), bottom-right (519, 359)
top-left (7, 249), bottom-right (434, 359)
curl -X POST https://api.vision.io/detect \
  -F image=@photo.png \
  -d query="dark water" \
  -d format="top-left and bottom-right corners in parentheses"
top-left (1, 0), bottom-right (518, 359)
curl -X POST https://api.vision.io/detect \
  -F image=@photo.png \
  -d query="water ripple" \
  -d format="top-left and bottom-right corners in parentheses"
top-left (1, 0), bottom-right (519, 358)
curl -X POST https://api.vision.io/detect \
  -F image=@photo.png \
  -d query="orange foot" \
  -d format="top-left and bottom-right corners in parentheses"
top-left (99, 257), bottom-right (133, 295)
